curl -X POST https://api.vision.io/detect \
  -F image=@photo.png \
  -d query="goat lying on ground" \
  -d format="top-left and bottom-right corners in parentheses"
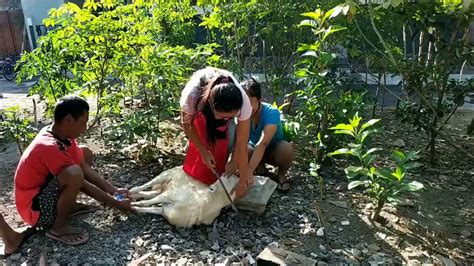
top-left (129, 166), bottom-right (239, 228)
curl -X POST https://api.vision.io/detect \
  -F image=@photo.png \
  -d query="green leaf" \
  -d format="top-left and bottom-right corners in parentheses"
top-left (323, 5), bottom-right (342, 21)
top-left (333, 129), bottom-right (355, 137)
top-left (375, 167), bottom-right (396, 181)
top-left (365, 147), bottom-right (382, 156)
top-left (348, 180), bottom-right (367, 190)
top-left (391, 150), bottom-right (405, 164)
top-left (360, 128), bottom-right (380, 143)
top-left (360, 119), bottom-right (380, 133)
top-left (401, 181), bottom-right (424, 192)
top-left (322, 25), bottom-right (346, 42)
top-left (349, 114), bottom-right (362, 129)
top-left (345, 166), bottom-right (367, 179)
top-left (404, 150), bottom-right (420, 161)
top-left (392, 166), bottom-right (405, 181)
top-left (301, 51), bottom-right (317, 57)
top-left (328, 148), bottom-right (354, 157)
top-left (404, 162), bottom-right (422, 170)
top-left (299, 19), bottom-right (318, 29)
top-left (330, 123), bottom-right (354, 131)
top-left (297, 43), bottom-right (320, 52)
top-left (301, 10), bottom-right (322, 21)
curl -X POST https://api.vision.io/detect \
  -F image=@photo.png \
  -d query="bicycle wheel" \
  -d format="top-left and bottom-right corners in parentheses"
top-left (3, 64), bottom-right (15, 81)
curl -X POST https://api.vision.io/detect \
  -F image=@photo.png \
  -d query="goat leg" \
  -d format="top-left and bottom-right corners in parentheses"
top-left (131, 194), bottom-right (173, 207)
top-left (132, 206), bottom-right (163, 215)
top-left (130, 190), bottom-right (161, 200)
top-left (129, 173), bottom-right (171, 194)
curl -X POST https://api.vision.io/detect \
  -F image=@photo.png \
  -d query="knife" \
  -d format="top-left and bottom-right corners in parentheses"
top-left (212, 170), bottom-right (239, 214)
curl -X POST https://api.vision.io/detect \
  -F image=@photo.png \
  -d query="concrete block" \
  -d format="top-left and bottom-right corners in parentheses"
top-left (235, 176), bottom-right (277, 214)
top-left (257, 246), bottom-right (317, 265)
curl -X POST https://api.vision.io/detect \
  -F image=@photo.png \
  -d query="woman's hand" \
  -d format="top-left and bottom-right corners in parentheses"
top-left (236, 169), bottom-right (253, 198)
top-left (224, 160), bottom-right (238, 177)
top-left (200, 149), bottom-right (216, 172)
top-left (236, 182), bottom-right (248, 199)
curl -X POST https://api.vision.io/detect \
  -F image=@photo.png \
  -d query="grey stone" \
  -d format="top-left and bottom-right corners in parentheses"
top-left (211, 242), bottom-right (220, 251)
top-left (328, 217), bottom-right (337, 223)
top-left (329, 200), bottom-right (348, 208)
top-left (317, 262), bottom-right (329, 266)
top-left (368, 243), bottom-right (381, 252)
top-left (208, 230), bottom-right (220, 242)
top-left (10, 253), bottom-right (22, 260)
top-left (176, 257), bottom-right (188, 265)
top-left (257, 247), bottom-right (317, 265)
top-left (236, 176), bottom-right (278, 214)
top-left (200, 250), bottom-right (211, 257)
top-left (408, 260), bottom-right (421, 265)
top-left (245, 254), bottom-right (256, 265)
top-left (336, 184), bottom-right (348, 191)
top-left (160, 244), bottom-right (174, 251)
top-left (393, 139), bottom-right (406, 147)
top-left (317, 227), bottom-right (325, 237)
top-left (351, 248), bottom-right (362, 257)
top-left (261, 236), bottom-right (272, 244)
top-left (346, 257), bottom-right (360, 265)
top-left (319, 244), bottom-right (327, 253)
top-left (268, 242), bottom-right (279, 249)
top-left (134, 236), bottom-right (144, 247)
top-left (461, 230), bottom-right (471, 238)
top-left (435, 255), bottom-right (456, 266)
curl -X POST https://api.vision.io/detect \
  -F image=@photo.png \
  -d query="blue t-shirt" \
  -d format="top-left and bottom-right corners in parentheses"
top-left (249, 103), bottom-right (285, 146)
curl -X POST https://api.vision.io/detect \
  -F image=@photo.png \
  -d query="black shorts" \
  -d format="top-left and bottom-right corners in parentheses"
top-left (248, 141), bottom-right (281, 164)
top-left (31, 173), bottom-right (60, 232)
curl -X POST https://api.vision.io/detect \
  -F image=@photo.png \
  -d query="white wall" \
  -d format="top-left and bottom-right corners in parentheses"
top-left (20, 0), bottom-right (64, 49)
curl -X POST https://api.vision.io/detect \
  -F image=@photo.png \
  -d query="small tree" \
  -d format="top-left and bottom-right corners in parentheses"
top-left (1, 106), bottom-right (37, 155)
top-left (295, 3), bottom-right (369, 163)
top-left (329, 113), bottom-right (423, 221)
top-left (344, 0), bottom-right (474, 163)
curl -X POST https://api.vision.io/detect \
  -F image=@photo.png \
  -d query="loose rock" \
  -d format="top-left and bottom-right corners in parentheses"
top-left (317, 227), bottom-right (325, 237)
top-left (341, 220), bottom-right (350, 226)
top-left (368, 243), bottom-right (381, 252)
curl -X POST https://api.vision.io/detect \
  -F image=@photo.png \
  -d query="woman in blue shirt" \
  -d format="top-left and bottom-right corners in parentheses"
top-left (241, 78), bottom-right (294, 192)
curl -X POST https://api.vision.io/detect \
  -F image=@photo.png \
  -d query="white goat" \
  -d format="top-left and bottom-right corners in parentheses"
top-left (129, 166), bottom-right (239, 228)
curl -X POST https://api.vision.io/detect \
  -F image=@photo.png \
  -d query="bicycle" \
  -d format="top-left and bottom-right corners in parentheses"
top-left (2, 56), bottom-right (19, 81)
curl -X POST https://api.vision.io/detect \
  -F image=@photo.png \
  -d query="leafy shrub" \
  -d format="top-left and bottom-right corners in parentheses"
top-left (329, 113), bottom-right (423, 221)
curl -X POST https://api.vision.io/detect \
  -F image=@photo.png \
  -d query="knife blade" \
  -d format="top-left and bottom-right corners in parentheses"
top-left (212, 170), bottom-right (239, 214)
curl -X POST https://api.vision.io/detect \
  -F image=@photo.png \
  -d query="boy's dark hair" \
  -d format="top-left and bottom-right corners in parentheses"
top-left (241, 78), bottom-right (261, 100)
top-left (54, 95), bottom-right (89, 122)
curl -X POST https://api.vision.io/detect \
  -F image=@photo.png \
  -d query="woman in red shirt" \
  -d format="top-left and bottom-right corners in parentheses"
top-left (180, 67), bottom-right (253, 198)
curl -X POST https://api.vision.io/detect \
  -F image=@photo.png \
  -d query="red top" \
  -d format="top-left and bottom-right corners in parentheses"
top-left (183, 112), bottom-right (229, 185)
top-left (14, 127), bottom-right (83, 226)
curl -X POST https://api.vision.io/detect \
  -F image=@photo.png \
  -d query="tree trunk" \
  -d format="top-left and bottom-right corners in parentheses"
top-left (317, 104), bottom-right (330, 163)
top-left (429, 115), bottom-right (438, 164)
top-left (372, 198), bottom-right (385, 221)
top-left (380, 71), bottom-right (387, 114)
top-left (372, 71), bottom-right (382, 118)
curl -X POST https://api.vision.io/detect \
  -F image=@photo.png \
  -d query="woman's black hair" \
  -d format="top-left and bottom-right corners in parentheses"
top-left (195, 75), bottom-right (243, 146)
